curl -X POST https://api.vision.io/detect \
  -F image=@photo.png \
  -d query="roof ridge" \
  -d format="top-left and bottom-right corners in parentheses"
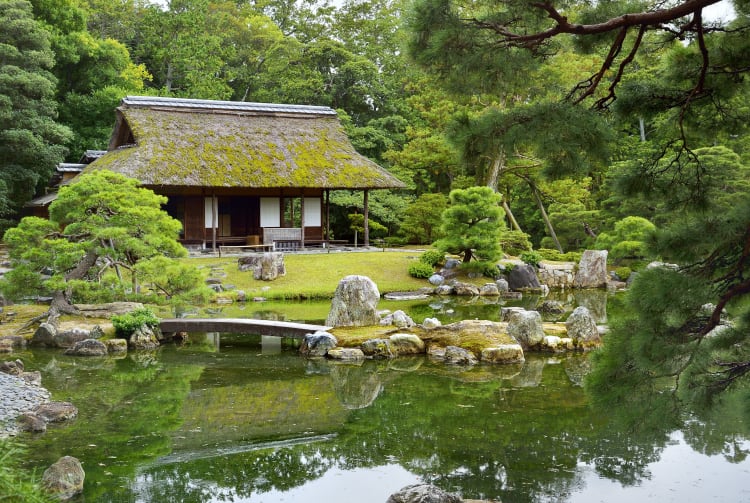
top-left (122, 96), bottom-right (338, 116)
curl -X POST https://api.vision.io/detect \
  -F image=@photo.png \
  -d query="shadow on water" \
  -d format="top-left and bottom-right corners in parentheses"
top-left (17, 329), bottom-right (750, 503)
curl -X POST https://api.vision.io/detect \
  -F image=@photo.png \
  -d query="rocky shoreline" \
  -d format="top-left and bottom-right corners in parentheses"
top-left (0, 369), bottom-right (50, 438)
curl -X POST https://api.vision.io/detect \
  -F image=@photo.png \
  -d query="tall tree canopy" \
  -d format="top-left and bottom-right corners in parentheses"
top-left (0, 0), bottom-right (71, 227)
top-left (409, 0), bottom-right (750, 409)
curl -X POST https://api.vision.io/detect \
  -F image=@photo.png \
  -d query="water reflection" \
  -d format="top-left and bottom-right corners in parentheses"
top-left (17, 338), bottom-right (750, 503)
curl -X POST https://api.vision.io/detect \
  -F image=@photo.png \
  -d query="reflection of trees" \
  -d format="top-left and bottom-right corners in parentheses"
top-left (20, 345), bottom-right (750, 503)
top-left (22, 348), bottom-right (205, 502)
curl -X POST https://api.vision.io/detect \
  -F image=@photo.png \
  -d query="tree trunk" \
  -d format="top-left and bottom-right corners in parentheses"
top-left (530, 183), bottom-right (563, 253)
top-left (486, 151), bottom-right (524, 233)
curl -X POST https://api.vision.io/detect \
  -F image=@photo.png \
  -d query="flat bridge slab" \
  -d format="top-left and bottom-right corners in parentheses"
top-left (160, 318), bottom-right (331, 339)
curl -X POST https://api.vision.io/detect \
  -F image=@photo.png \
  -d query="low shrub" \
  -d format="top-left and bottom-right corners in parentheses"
top-left (460, 260), bottom-right (499, 278)
top-left (499, 230), bottom-right (533, 256)
top-left (408, 261), bottom-right (435, 279)
top-left (614, 266), bottom-right (632, 281)
top-left (520, 251), bottom-right (543, 267)
top-left (420, 249), bottom-right (445, 267)
top-left (112, 307), bottom-right (160, 337)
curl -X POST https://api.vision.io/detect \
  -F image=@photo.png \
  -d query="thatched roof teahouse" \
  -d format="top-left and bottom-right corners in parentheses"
top-left (83, 96), bottom-right (405, 251)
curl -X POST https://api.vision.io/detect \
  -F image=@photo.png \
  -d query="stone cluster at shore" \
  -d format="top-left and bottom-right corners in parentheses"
top-left (0, 369), bottom-right (50, 437)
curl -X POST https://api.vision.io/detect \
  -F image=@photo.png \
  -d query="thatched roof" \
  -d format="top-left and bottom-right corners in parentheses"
top-left (85, 96), bottom-right (405, 190)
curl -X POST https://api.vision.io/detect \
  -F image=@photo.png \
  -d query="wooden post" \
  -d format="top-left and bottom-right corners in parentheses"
top-left (212, 193), bottom-right (217, 252)
top-left (325, 189), bottom-right (330, 247)
top-left (363, 189), bottom-right (370, 247)
top-left (300, 192), bottom-right (305, 250)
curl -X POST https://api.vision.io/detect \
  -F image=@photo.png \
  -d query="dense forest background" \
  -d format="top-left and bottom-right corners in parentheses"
top-left (1, 0), bottom-right (748, 256)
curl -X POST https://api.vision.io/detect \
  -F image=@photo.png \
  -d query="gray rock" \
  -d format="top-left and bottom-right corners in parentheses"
top-left (507, 310), bottom-right (545, 349)
top-left (326, 347), bottom-right (365, 362)
top-left (481, 344), bottom-right (525, 364)
top-left (20, 371), bottom-right (42, 386)
top-left (128, 324), bottom-right (160, 350)
top-left (539, 300), bottom-right (565, 314)
top-left (422, 317), bottom-right (441, 329)
top-left (325, 275), bottom-right (381, 327)
top-left (105, 339), bottom-right (128, 353)
top-left (453, 281), bottom-right (480, 296)
top-left (507, 264), bottom-right (541, 290)
top-left (386, 484), bottom-right (462, 503)
top-left (235, 290), bottom-right (247, 302)
top-left (300, 331), bottom-right (338, 357)
top-left (54, 328), bottom-right (91, 349)
top-left (434, 284), bottom-right (454, 295)
top-left (42, 456), bottom-right (85, 501)
top-left (444, 345), bottom-right (478, 366)
top-left (0, 358), bottom-right (23, 375)
top-left (389, 334), bottom-right (425, 355)
top-left (428, 274), bottom-right (444, 286)
top-left (479, 283), bottom-right (500, 296)
top-left (361, 338), bottom-right (394, 359)
top-left (0, 335), bottom-right (26, 349)
top-left (64, 339), bottom-right (108, 357)
top-left (31, 322), bottom-right (57, 346)
top-left (443, 258), bottom-right (461, 269)
top-left (238, 253), bottom-right (286, 280)
top-left (565, 306), bottom-right (601, 349)
top-left (574, 250), bottom-right (609, 288)
top-left (34, 401), bottom-right (78, 423)
top-left (495, 278), bottom-right (509, 292)
top-left (18, 412), bottom-right (47, 433)
top-left (381, 310), bottom-right (415, 328)
top-left (89, 325), bottom-right (104, 339)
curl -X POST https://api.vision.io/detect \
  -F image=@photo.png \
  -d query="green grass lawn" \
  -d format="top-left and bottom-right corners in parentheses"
top-left (184, 250), bottom-right (440, 300)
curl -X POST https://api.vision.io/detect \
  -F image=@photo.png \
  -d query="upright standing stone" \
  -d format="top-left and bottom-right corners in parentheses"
top-left (507, 310), bottom-right (545, 349)
top-left (325, 275), bottom-right (380, 327)
top-left (574, 250), bottom-right (609, 288)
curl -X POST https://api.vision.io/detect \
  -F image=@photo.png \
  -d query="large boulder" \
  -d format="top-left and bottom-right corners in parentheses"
top-left (386, 484), bottom-right (462, 503)
top-left (507, 264), bottom-right (541, 291)
top-left (574, 250), bottom-right (609, 288)
top-left (453, 281), bottom-right (480, 296)
top-left (507, 310), bottom-right (545, 349)
top-left (42, 456), bottom-right (85, 501)
top-left (380, 310), bottom-right (415, 328)
top-left (565, 306), bottom-right (601, 349)
top-left (325, 275), bottom-right (381, 327)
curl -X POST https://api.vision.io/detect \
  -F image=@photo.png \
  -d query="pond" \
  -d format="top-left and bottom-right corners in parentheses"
top-left (17, 309), bottom-right (750, 503)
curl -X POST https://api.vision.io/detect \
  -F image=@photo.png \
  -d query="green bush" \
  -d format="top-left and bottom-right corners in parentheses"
top-left (460, 260), bottom-right (499, 278)
top-left (408, 261), bottom-right (435, 279)
top-left (420, 249), bottom-right (445, 267)
top-left (112, 308), bottom-right (160, 337)
top-left (499, 230), bottom-right (533, 256)
top-left (614, 266), bottom-right (632, 281)
top-left (536, 248), bottom-right (582, 262)
top-left (520, 251), bottom-right (543, 267)
top-left (611, 240), bottom-right (647, 260)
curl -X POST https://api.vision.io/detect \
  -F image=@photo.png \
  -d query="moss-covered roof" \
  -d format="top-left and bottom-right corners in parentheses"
top-left (85, 96), bottom-right (405, 190)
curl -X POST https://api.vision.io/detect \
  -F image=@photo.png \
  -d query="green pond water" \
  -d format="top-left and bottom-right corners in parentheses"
top-left (16, 295), bottom-right (750, 502)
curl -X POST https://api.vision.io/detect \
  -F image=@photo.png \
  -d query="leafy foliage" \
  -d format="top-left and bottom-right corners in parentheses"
top-left (1, 171), bottom-right (196, 308)
top-left (419, 249), bottom-right (444, 267)
top-left (111, 307), bottom-right (160, 338)
top-left (407, 261), bottom-right (434, 279)
top-left (434, 186), bottom-right (505, 263)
